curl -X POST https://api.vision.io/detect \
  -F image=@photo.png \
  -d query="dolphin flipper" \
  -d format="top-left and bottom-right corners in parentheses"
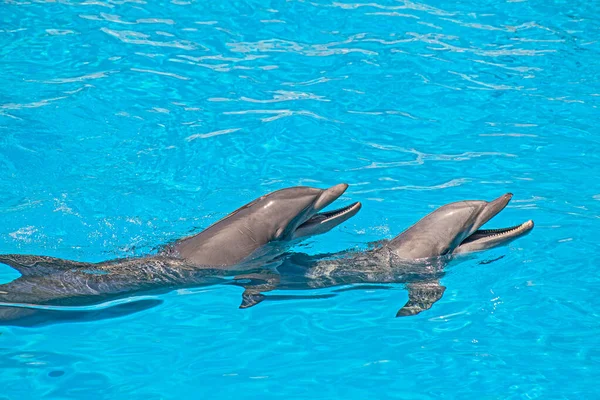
top-left (233, 271), bottom-right (281, 309)
top-left (240, 292), bottom-right (339, 308)
top-left (240, 292), bottom-right (267, 309)
top-left (396, 281), bottom-right (446, 317)
top-left (244, 293), bottom-right (337, 308)
top-left (234, 272), bottom-right (339, 308)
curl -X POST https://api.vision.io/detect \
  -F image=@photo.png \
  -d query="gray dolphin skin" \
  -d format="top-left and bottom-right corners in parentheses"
top-left (165, 183), bottom-right (361, 268)
top-left (385, 193), bottom-right (533, 259)
top-left (0, 184), bottom-right (361, 326)
top-left (234, 193), bottom-right (534, 317)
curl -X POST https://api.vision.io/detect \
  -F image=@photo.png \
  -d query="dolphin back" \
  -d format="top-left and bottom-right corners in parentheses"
top-left (168, 198), bottom-right (281, 267)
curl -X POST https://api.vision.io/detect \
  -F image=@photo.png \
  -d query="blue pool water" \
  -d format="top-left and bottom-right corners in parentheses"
top-left (1, 0), bottom-right (599, 398)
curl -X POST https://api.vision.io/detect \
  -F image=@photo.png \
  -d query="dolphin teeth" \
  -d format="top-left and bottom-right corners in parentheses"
top-left (303, 202), bottom-right (360, 225)
top-left (461, 220), bottom-right (533, 244)
top-left (320, 202), bottom-right (361, 222)
top-left (486, 220), bottom-right (533, 237)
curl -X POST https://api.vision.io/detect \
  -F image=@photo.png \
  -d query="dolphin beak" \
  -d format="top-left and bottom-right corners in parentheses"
top-left (313, 183), bottom-right (349, 211)
top-left (454, 193), bottom-right (534, 254)
top-left (292, 183), bottom-right (361, 239)
top-left (471, 193), bottom-right (513, 231)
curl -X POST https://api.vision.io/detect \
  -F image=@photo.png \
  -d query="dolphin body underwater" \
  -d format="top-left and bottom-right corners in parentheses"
top-left (0, 186), bottom-right (533, 326)
top-left (0, 184), bottom-right (361, 326)
top-left (234, 193), bottom-right (534, 317)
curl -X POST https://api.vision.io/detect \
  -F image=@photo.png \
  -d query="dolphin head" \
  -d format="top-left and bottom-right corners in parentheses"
top-left (386, 193), bottom-right (533, 260)
top-left (170, 184), bottom-right (361, 267)
top-left (238, 183), bottom-right (362, 242)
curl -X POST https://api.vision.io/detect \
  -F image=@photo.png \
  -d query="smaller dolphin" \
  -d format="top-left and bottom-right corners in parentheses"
top-left (234, 193), bottom-right (534, 316)
top-left (0, 184), bottom-right (361, 326)
top-left (384, 193), bottom-right (532, 259)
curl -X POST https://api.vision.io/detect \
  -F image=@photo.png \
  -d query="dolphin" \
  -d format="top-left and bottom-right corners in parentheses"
top-left (163, 183), bottom-right (361, 268)
top-left (233, 193), bottom-right (534, 316)
top-left (0, 184), bottom-right (361, 326)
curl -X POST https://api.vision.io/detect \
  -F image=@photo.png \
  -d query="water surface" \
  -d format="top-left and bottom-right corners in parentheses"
top-left (1, 0), bottom-right (599, 398)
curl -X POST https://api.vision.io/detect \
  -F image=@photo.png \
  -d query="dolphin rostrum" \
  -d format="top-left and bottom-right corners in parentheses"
top-left (0, 184), bottom-right (361, 326)
top-left (233, 193), bottom-right (534, 316)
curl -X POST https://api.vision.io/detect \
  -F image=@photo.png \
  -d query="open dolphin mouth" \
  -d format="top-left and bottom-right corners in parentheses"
top-left (458, 220), bottom-right (535, 246)
top-left (292, 184), bottom-right (362, 239)
top-left (297, 202), bottom-right (362, 229)
top-left (454, 193), bottom-right (534, 254)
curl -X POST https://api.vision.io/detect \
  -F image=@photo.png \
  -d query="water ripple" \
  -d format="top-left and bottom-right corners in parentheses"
top-left (352, 178), bottom-right (470, 193)
top-left (186, 128), bottom-right (241, 141)
top-left (31, 71), bottom-right (118, 84)
top-left (209, 90), bottom-right (329, 103)
top-left (228, 38), bottom-right (378, 56)
top-left (223, 109), bottom-right (337, 123)
top-left (130, 68), bottom-right (189, 81)
top-left (328, 1), bottom-right (456, 17)
top-left (101, 27), bottom-right (198, 50)
top-left (79, 13), bottom-right (175, 25)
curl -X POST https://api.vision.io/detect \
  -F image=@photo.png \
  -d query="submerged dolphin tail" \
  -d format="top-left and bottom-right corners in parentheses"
top-left (0, 254), bottom-right (87, 276)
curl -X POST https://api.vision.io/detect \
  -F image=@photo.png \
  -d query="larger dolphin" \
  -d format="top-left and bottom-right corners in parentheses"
top-left (234, 193), bottom-right (534, 316)
top-left (0, 184), bottom-right (361, 325)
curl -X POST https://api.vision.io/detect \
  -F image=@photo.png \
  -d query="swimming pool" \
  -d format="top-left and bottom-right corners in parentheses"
top-left (1, 0), bottom-right (598, 398)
